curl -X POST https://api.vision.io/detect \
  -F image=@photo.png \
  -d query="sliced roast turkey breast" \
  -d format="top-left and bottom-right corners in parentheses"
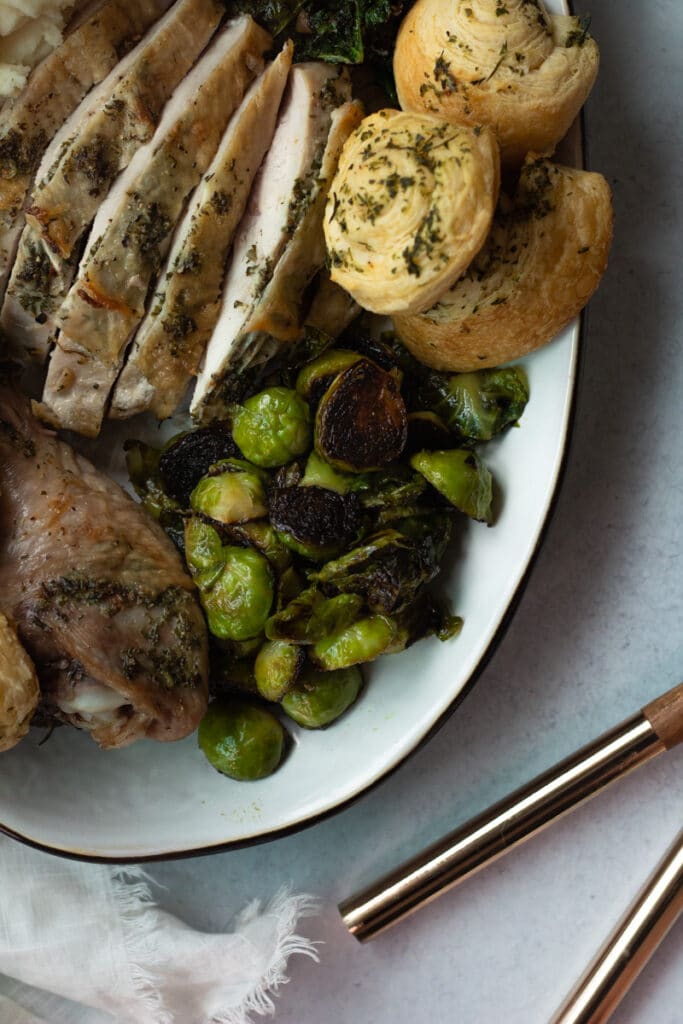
top-left (110, 43), bottom-right (293, 422)
top-left (190, 62), bottom-right (351, 421)
top-left (37, 16), bottom-right (271, 437)
top-left (0, 0), bottom-right (176, 245)
top-left (1, 0), bottom-right (223, 361)
top-left (225, 99), bottom-right (364, 375)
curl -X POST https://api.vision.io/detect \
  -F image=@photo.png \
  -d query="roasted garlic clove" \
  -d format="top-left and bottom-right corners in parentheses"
top-left (323, 109), bottom-right (499, 315)
top-left (394, 0), bottom-right (599, 165)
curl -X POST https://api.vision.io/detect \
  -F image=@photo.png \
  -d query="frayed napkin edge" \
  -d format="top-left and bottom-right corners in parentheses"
top-left (109, 868), bottom-right (320, 1024)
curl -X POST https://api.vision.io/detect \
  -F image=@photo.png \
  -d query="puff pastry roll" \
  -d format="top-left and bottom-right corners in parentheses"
top-left (323, 109), bottom-right (499, 315)
top-left (0, 611), bottom-right (39, 752)
top-left (394, 0), bottom-right (599, 164)
top-left (394, 157), bottom-right (612, 370)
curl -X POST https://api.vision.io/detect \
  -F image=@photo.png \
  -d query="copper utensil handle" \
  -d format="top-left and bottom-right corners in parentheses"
top-left (551, 828), bottom-right (683, 1024)
top-left (340, 682), bottom-right (683, 942)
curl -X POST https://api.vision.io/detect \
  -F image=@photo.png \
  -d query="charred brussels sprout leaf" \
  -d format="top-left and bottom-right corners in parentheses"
top-left (281, 665), bottom-right (362, 728)
top-left (405, 411), bottom-right (452, 454)
top-left (296, 349), bottom-right (362, 404)
top-left (266, 588), bottom-right (364, 644)
top-left (158, 423), bottom-right (240, 505)
top-left (198, 547), bottom-right (274, 641)
top-left (124, 439), bottom-right (178, 520)
top-left (311, 615), bottom-right (396, 669)
top-left (444, 368), bottom-right (530, 442)
top-left (198, 698), bottom-right (285, 780)
top-left (254, 639), bottom-right (305, 702)
top-left (232, 387), bottom-right (311, 468)
top-left (312, 529), bottom-right (442, 614)
top-left (301, 451), bottom-right (353, 494)
top-left (315, 359), bottom-right (407, 472)
top-left (222, 519), bottom-right (292, 575)
top-left (411, 450), bottom-right (493, 524)
top-left (269, 485), bottom-right (362, 560)
top-left (190, 462), bottom-right (267, 524)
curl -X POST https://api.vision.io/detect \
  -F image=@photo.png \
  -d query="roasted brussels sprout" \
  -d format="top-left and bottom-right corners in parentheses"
top-left (198, 547), bottom-right (274, 641)
top-left (442, 368), bottom-right (530, 442)
top-left (314, 359), bottom-right (408, 472)
top-left (405, 411), bottom-right (452, 454)
top-left (311, 615), bottom-right (397, 670)
top-left (190, 461), bottom-right (267, 524)
top-left (266, 588), bottom-right (364, 644)
top-left (312, 529), bottom-right (441, 614)
top-left (281, 665), bottom-right (362, 728)
top-left (295, 349), bottom-right (362, 404)
top-left (275, 566), bottom-right (307, 611)
top-left (198, 698), bottom-right (285, 780)
top-left (124, 439), bottom-right (178, 520)
top-left (159, 423), bottom-right (240, 504)
top-left (222, 519), bottom-right (292, 575)
top-left (301, 451), bottom-right (353, 494)
top-left (254, 639), bottom-right (305, 702)
top-left (269, 485), bottom-right (362, 561)
top-left (232, 387), bottom-right (311, 468)
top-left (184, 517), bottom-right (224, 572)
top-left (411, 450), bottom-right (493, 524)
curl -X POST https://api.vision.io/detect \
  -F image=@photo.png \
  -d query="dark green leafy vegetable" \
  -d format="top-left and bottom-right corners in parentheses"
top-left (198, 698), bottom-right (285, 780)
top-left (281, 665), bottom-right (362, 727)
top-left (443, 369), bottom-right (530, 442)
top-left (411, 450), bottom-right (494, 524)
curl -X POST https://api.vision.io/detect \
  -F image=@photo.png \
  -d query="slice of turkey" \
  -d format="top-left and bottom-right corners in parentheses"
top-left (110, 43), bottom-right (293, 422)
top-left (1, 0), bottom-right (222, 360)
top-left (0, 0), bottom-right (176, 245)
top-left (190, 63), bottom-right (351, 421)
top-left (37, 16), bottom-right (270, 437)
top-left (227, 100), bottom-right (364, 374)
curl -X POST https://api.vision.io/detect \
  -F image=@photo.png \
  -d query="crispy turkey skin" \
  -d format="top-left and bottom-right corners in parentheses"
top-left (0, 385), bottom-right (208, 748)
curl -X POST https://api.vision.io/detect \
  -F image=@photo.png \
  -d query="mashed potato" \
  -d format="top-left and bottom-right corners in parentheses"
top-left (0, 0), bottom-right (80, 98)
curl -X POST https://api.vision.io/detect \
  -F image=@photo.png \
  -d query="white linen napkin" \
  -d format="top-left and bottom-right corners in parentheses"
top-left (0, 837), bottom-right (318, 1023)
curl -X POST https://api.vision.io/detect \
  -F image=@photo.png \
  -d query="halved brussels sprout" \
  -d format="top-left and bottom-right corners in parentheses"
top-left (301, 451), bottom-right (353, 494)
top-left (281, 665), bottom-right (362, 728)
top-left (411, 450), bottom-right (493, 524)
top-left (312, 529), bottom-right (440, 614)
top-left (190, 462), bottom-right (267, 524)
top-left (311, 615), bottom-right (397, 670)
top-left (269, 485), bottom-right (362, 561)
top-left (295, 349), bottom-right (363, 403)
top-left (232, 387), bottom-right (311, 468)
top-left (198, 698), bottom-right (285, 780)
top-left (199, 547), bottom-right (274, 641)
top-left (184, 517), bottom-right (224, 572)
top-left (158, 423), bottom-right (240, 505)
top-left (266, 588), bottom-right (364, 645)
top-left (254, 639), bottom-right (305, 702)
top-left (221, 520), bottom-right (292, 575)
top-left (444, 368), bottom-right (530, 442)
top-left (314, 359), bottom-right (408, 472)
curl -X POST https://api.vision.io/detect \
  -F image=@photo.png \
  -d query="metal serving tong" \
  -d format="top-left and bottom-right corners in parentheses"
top-left (340, 681), bottom-right (683, 1022)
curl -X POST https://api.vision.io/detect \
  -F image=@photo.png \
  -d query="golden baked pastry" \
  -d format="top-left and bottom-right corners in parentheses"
top-left (323, 109), bottom-right (499, 315)
top-left (394, 157), bottom-right (612, 370)
top-left (0, 611), bottom-right (40, 752)
top-left (394, 0), bottom-right (599, 165)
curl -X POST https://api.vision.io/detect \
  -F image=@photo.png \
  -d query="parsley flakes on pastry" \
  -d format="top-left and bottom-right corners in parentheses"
top-left (393, 157), bottom-right (613, 370)
top-left (394, 0), bottom-right (599, 165)
top-left (323, 109), bottom-right (499, 316)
